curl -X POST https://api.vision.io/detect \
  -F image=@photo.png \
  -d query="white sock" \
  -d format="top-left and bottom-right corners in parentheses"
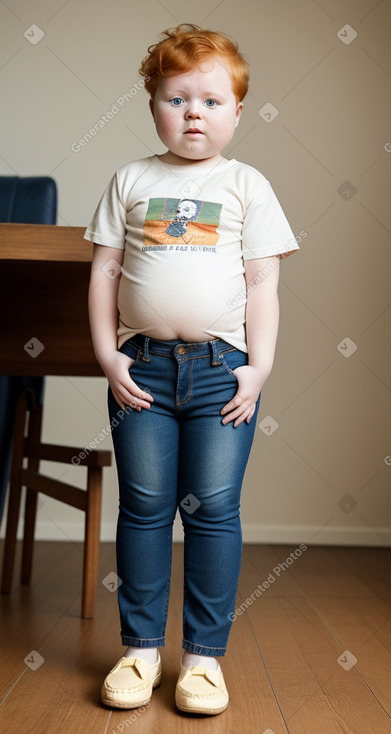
top-left (124, 646), bottom-right (158, 664)
top-left (181, 651), bottom-right (219, 671)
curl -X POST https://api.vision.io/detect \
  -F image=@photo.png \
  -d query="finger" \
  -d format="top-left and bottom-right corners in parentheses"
top-left (221, 403), bottom-right (248, 425)
top-left (246, 407), bottom-right (256, 424)
top-left (220, 393), bottom-right (243, 416)
top-left (113, 393), bottom-right (126, 411)
top-left (128, 397), bottom-right (141, 411)
top-left (222, 395), bottom-right (254, 420)
top-left (128, 394), bottom-right (150, 409)
top-left (222, 398), bottom-right (256, 426)
top-left (129, 381), bottom-right (154, 403)
top-left (234, 403), bottom-right (256, 427)
top-left (122, 383), bottom-right (153, 409)
top-left (113, 388), bottom-right (140, 412)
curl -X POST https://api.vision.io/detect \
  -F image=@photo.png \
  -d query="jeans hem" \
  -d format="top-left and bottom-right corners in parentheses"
top-left (121, 636), bottom-right (165, 647)
top-left (182, 639), bottom-right (227, 656)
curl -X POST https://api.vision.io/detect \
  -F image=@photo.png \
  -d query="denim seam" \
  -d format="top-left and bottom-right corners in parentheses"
top-left (182, 639), bottom-right (227, 650)
top-left (176, 360), bottom-right (193, 407)
top-left (161, 539), bottom-right (172, 633)
top-left (121, 636), bottom-right (164, 643)
top-left (176, 354), bottom-right (222, 363)
top-left (220, 352), bottom-right (243, 378)
top-left (183, 549), bottom-right (188, 641)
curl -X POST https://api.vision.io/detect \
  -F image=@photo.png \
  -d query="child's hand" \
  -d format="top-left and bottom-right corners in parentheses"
top-left (220, 365), bottom-right (265, 428)
top-left (102, 351), bottom-right (154, 411)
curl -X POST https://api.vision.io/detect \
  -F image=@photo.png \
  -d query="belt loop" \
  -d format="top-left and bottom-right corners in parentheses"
top-left (210, 339), bottom-right (223, 366)
top-left (141, 336), bottom-right (150, 362)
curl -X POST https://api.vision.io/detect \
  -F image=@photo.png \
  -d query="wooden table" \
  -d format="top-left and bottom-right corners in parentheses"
top-left (0, 222), bottom-right (103, 376)
top-left (0, 223), bottom-right (109, 619)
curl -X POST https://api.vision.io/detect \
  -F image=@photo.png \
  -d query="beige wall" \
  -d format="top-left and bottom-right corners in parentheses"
top-left (1, 0), bottom-right (390, 546)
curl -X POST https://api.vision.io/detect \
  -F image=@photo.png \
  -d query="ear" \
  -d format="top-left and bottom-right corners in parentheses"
top-left (235, 102), bottom-right (243, 128)
top-left (149, 98), bottom-right (155, 122)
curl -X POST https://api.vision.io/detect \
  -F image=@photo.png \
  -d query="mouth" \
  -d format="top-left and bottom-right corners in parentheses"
top-left (184, 129), bottom-right (203, 134)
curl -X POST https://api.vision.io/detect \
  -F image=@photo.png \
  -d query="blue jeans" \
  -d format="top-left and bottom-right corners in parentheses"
top-left (107, 333), bottom-right (261, 657)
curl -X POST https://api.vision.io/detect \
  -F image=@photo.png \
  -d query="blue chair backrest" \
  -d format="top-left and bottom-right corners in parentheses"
top-left (0, 176), bottom-right (57, 224)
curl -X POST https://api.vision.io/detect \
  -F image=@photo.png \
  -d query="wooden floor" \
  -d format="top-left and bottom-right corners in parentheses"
top-left (0, 541), bottom-right (390, 733)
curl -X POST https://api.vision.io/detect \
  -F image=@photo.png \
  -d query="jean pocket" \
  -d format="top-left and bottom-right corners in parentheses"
top-left (118, 339), bottom-right (140, 364)
top-left (219, 347), bottom-right (248, 378)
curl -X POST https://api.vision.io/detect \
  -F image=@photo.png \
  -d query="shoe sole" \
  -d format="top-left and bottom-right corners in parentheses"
top-left (101, 672), bottom-right (161, 709)
top-left (175, 699), bottom-right (228, 715)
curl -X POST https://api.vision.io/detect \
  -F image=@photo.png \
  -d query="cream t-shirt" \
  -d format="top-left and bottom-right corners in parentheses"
top-left (84, 155), bottom-right (299, 352)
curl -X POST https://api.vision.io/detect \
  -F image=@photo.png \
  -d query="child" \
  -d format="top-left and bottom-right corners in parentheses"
top-left (86, 23), bottom-right (299, 715)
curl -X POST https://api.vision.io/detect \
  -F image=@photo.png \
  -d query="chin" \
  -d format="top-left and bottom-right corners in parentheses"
top-left (180, 147), bottom-right (213, 158)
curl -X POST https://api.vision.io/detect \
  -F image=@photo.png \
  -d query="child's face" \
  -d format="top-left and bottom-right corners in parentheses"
top-left (149, 56), bottom-right (243, 166)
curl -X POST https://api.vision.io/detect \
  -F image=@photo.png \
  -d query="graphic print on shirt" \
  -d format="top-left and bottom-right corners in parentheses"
top-left (142, 197), bottom-right (222, 253)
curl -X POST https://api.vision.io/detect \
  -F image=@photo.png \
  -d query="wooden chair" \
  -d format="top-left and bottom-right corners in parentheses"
top-left (1, 385), bottom-right (111, 618)
top-left (0, 176), bottom-right (111, 618)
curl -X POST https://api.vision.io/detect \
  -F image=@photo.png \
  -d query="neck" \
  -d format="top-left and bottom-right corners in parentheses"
top-left (157, 152), bottom-right (226, 167)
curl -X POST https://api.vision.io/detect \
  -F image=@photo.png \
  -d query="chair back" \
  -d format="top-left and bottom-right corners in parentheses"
top-left (0, 176), bottom-right (57, 224)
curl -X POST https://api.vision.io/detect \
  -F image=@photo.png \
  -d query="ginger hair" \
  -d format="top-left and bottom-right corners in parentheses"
top-left (139, 23), bottom-right (249, 102)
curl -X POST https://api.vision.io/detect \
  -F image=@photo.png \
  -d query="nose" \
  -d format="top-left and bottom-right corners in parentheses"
top-left (185, 100), bottom-right (202, 118)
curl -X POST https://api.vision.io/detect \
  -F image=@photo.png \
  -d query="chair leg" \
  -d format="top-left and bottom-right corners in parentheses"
top-left (20, 491), bottom-right (38, 585)
top-left (21, 404), bottom-right (43, 585)
top-left (81, 467), bottom-right (102, 619)
top-left (1, 393), bottom-right (28, 593)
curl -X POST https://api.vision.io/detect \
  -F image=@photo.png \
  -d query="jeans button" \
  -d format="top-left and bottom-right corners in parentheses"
top-left (177, 346), bottom-right (187, 355)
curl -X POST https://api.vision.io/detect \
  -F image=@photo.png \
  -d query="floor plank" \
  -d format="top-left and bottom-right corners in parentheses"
top-left (238, 544), bottom-right (391, 733)
top-left (0, 541), bottom-right (390, 733)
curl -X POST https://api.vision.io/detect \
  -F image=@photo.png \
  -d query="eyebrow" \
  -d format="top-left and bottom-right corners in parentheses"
top-left (167, 89), bottom-right (224, 98)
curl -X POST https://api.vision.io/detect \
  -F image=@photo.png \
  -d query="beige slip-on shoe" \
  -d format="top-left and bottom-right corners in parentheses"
top-left (101, 654), bottom-right (162, 709)
top-left (175, 663), bottom-right (229, 715)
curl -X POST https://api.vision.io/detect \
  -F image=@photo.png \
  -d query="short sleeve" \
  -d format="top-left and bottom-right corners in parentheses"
top-left (242, 178), bottom-right (299, 261)
top-left (83, 172), bottom-right (126, 249)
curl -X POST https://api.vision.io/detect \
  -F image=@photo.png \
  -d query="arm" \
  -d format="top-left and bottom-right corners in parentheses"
top-left (244, 255), bottom-right (280, 378)
top-left (220, 255), bottom-right (280, 427)
top-left (88, 243), bottom-right (153, 410)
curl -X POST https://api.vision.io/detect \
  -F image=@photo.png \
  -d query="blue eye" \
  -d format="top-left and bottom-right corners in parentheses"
top-left (171, 97), bottom-right (183, 106)
top-left (205, 99), bottom-right (217, 107)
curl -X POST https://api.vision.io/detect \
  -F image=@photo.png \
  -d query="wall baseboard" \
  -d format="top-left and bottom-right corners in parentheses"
top-left (1, 519), bottom-right (389, 547)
